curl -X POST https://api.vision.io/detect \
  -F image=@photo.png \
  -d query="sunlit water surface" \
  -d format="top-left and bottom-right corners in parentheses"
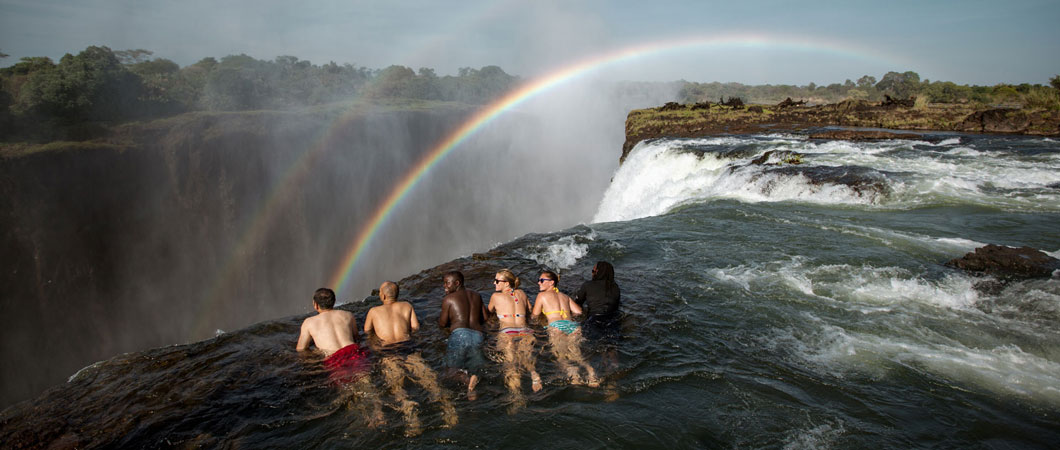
top-left (2, 133), bottom-right (1059, 449)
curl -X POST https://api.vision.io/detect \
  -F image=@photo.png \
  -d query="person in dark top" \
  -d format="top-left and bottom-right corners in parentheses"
top-left (572, 261), bottom-right (621, 371)
top-left (437, 270), bottom-right (488, 400)
top-left (572, 261), bottom-right (620, 317)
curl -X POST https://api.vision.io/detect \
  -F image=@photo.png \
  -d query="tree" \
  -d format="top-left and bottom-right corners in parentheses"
top-left (856, 75), bottom-right (877, 88)
top-left (876, 71), bottom-right (921, 98)
top-left (1050, 75), bottom-right (1060, 92)
top-left (115, 49), bottom-right (154, 65)
top-left (15, 45), bottom-right (142, 121)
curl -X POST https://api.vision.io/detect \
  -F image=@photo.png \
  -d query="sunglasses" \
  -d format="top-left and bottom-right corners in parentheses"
top-left (537, 278), bottom-right (553, 283)
top-left (493, 279), bottom-right (507, 284)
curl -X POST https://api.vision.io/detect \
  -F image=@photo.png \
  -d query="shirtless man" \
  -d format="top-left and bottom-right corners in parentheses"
top-left (364, 281), bottom-right (456, 436)
top-left (296, 288), bottom-right (381, 426)
top-left (437, 271), bottom-right (488, 400)
top-left (531, 271), bottom-right (599, 387)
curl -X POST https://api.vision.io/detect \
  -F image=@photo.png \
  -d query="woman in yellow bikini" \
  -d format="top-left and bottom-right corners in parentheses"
top-left (531, 270), bottom-right (599, 387)
top-left (487, 269), bottom-right (542, 410)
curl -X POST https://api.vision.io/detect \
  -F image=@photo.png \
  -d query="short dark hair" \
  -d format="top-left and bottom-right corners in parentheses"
top-left (444, 270), bottom-right (464, 286)
top-left (313, 288), bottom-right (336, 309)
top-left (541, 270), bottom-right (559, 284)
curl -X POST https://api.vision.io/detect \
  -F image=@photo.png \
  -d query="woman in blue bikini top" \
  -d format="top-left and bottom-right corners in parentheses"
top-left (531, 270), bottom-right (583, 335)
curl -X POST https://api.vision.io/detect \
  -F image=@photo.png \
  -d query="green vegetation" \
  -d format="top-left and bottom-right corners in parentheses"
top-left (2, 46), bottom-right (1058, 144)
top-left (678, 70), bottom-right (1060, 110)
top-left (0, 46), bottom-right (518, 142)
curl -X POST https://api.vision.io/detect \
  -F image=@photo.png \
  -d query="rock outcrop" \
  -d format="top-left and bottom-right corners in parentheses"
top-left (622, 100), bottom-right (1060, 163)
top-left (946, 244), bottom-right (1060, 279)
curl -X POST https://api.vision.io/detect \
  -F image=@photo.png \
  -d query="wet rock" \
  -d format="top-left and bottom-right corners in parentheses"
top-left (747, 165), bottom-right (891, 202)
top-left (750, 150), bottom-right (803, 165)
top-left (946, 244), bottom-right (1060, 279)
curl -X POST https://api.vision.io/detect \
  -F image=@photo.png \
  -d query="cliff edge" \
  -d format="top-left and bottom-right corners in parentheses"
top-left (622, 99), bottom-right (1060, 162)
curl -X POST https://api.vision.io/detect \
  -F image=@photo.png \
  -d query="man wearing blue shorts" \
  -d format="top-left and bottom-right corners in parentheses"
top-left (438, 271), bottom-right (488, 400)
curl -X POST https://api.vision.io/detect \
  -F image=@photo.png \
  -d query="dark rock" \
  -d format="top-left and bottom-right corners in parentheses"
top-left (946, 244), bottom-right (1060, 279)
top-left (960, 108), bottom-right (1030, 133)
top-left (748, 105), bottom-right (764, 113)
top-left (720, 97), bottom-right (745, 109)
top-left (750, 150), bottom-right (803, 165)
top-left (777, 97), bottom-right (806, 108)
top-left (658, 102), bottom-right (684, 111)
top-left (881, 95), bottom-right (915, 108)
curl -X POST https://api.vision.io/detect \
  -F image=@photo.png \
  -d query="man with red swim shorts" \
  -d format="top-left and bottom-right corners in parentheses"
top-left (296, 287), bottom-right (369, 384)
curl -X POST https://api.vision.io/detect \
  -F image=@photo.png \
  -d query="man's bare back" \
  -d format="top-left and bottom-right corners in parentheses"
top-left (364, 281), bottom-right (420, 345)
top-left (439, 273), bottom-right (486, 333)
top-left (297, 288), bottom-right (359, 356)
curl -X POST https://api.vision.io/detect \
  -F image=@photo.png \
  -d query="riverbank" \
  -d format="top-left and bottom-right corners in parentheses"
top-left (622, 99), bottom-right (1060, 162)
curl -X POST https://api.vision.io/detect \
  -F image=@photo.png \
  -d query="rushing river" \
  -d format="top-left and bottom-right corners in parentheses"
top-left (2, 132), bottom-right (1059, 449)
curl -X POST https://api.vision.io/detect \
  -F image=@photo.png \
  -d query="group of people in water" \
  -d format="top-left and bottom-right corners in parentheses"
top-left (295, 261), bottom-right (621, 436)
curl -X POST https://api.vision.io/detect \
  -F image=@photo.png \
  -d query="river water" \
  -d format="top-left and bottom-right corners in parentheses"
top-left (2, 132), bottom-right (1058, 448)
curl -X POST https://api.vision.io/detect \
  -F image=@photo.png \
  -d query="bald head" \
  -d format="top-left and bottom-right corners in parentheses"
top-left (379, 281), bottom-right (399, 301)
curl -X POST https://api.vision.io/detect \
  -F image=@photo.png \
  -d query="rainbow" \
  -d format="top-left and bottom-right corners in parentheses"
top-left (326, 33), bottom-right (910, 295)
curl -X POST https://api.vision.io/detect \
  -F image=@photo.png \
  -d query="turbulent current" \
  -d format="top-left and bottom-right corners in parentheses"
top-left (3, 133), bottom-right (1059, 448)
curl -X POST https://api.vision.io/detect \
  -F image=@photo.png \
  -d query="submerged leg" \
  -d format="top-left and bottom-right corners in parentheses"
top-left (548, 329), bottom-right (580, 385)
top-left (497, 334), bottom-right (525, 412)
top-left (381, 356), bottom-right (420, 436)
top-left (516, 335), bottom-right (541, 392)
top-left (405, 353), bottom-right (458, 427)
top-left (568, 330), bottom-right (599, 387)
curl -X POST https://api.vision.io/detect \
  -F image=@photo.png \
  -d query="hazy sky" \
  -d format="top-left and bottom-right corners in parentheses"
top-left (2, 0), bottom-right (1058, 86)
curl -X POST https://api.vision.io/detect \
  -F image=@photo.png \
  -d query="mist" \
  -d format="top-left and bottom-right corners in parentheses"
top-left (0, 77), bottom-right (678, 407)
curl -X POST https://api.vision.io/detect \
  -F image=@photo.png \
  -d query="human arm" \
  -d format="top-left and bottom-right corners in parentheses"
top-left (438, 298), bottom-right (450, 329)
top-left (572, 283), bottom-right (587, 306)
top-left (567, 294), bottom-right (583, 316)
top-left (296, 321), bottom-right (312, 351)
top-left (363, 309), bottom-right (374, 335)
top-left (409, 305), bottom-right (420, 332)
top-left (530, 293), bottom-right (543, 320)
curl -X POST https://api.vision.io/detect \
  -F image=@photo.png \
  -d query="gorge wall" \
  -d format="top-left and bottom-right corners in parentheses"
top-left (0, 104), bottom-right (480, 407)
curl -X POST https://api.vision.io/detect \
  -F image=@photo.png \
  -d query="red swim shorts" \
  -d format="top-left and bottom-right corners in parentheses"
top-left (324, 343), bottom-right (370, 385)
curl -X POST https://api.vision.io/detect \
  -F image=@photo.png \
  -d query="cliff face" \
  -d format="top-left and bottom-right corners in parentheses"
top-left (0, 104), bottom-right (474, 407)
top-left (622, 100), bottom-right (1060, 162)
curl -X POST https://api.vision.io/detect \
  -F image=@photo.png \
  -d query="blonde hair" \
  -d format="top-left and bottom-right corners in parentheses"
top-left (496, 269), bottom-right (520, 290)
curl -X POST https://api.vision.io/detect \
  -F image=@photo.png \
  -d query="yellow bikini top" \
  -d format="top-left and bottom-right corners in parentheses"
top-left (542, 288), bottom-right (568, 318)
top-left (542, 309), bottom-right (569, 319)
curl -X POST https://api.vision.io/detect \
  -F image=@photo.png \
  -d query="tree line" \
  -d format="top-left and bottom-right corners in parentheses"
top-left (0, 46), bottom-right (519, 141)
top-left (2, 46), bottom-right (1059, 142)
top-left (678, 71), bottom-right (1060, 108)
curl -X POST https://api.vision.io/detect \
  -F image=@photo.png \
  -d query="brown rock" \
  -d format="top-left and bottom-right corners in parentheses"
top-left (945, 244), bottom-right (1060, 279)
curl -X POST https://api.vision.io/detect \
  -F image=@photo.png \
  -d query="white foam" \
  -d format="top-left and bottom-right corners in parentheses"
top-left (597, 136), bottom-right (1060, 222)
top-left (783, 420), bottom-right (846, 450)
top-left (938, 137), bottom-right (961, 146)
top-left (710, 258), bottom-right (981, 311)
top-left (772, 323), bottom-right (1060, 407)
top-left (521, 234), bottom-right (591, 270)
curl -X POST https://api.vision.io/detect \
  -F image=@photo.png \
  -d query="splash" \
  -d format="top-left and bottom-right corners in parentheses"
top-left (327, 33), bottom-right (909, 295)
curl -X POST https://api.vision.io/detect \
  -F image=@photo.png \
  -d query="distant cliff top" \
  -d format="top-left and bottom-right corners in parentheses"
top-left (622, 99), bottom-right (1060, 163)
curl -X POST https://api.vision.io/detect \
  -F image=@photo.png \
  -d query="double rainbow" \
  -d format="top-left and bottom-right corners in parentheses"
top-left (324, 33), bottom-right (908, 296)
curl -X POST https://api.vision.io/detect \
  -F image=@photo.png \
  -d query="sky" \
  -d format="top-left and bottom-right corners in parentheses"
top-left (1, 0), bottom-right (1058, 86)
